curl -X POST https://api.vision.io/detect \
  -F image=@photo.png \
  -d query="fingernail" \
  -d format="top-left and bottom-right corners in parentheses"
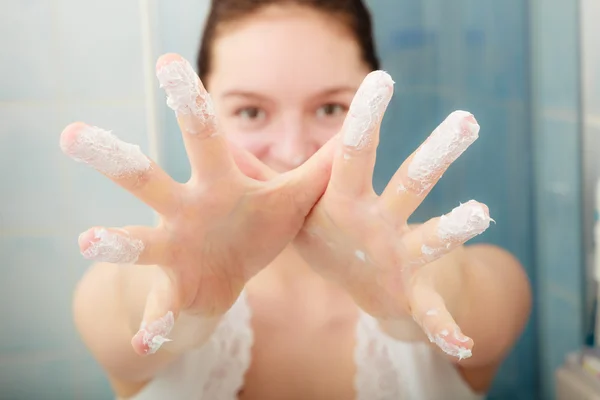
top-left (438, 200), bottom-right (491, 242)
top-left (156, 59), bottom-right (216, 133)
top-left (407, 110), bottom-right (480, 187)
top-left (79, 228), bottom-right (144, 264)
top-left (453, 327), bottom-right (470, 343)
top-left (134, 311), bottom-right (175, 355)
top-left (431, 332), bottom-right (473, 360)
top-left (60, 124), bottom-right (150, 177)
top-left (343, 71), bottom-right (394, 150)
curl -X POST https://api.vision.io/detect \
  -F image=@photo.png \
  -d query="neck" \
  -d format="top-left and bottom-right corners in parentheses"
top-left (269, 244), bottom-right (321, 284)
top-left (247, 244), bottom-right (359, 322)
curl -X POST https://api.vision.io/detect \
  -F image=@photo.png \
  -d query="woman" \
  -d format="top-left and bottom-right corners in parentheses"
top-left (61, 0), bottom-right (531, 399)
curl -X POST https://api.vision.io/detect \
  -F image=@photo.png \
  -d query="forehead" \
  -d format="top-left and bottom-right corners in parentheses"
top-left (208, 6), bottom-right (369, 98)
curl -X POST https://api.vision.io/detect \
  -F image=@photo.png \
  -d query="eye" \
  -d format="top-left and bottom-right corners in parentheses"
top-left (237, 107), bottom-right (267, 121)
top-left (316, 103), bottom-right (347, 118)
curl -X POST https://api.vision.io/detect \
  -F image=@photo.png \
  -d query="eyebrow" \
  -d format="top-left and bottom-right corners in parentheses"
top-left (221, 86), bottom-right (358, 102)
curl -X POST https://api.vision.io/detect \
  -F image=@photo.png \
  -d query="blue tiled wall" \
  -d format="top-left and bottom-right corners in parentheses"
top-left (530, 1), bottom-right (584, 399)
top-left (0, 1), bottom-right (153, 398)
top-left (581, 0), bottom-right (600, 360)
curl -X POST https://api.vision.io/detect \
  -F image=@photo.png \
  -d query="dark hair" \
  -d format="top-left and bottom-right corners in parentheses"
top-left (196, 0), bottom-right (380, 84)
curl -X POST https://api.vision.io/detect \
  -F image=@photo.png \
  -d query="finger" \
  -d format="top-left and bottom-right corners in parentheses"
top-left (228, 140), bottom-right (276, 181)
top-left (329, 71), bottom-right (395, 196)
top-left (410, 283), bottom-right (473, 360)
top-left (401, 200), bottom-right (492, 265)
top-left (379, 111), bottom-right (480, 222)
top-left (77, 226), bottom-right (169, 266)
top-left (156, 53), bottom-right (235, 182)
top-left (60, 122), bottom-right (181, 217)
top-left (131, 279), bottom-right (177, 356)
top-left (283, 130), bottom-right (339, 212)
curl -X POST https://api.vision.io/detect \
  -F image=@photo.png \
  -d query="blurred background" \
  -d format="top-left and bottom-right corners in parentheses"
top-left (0, 0), bottom-right (598, 399)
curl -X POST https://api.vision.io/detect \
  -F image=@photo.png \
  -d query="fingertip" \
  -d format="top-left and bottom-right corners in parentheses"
top-left (156, 53), bottom-right (185, 72)
top-left (343, 70), bottom-right (395, 151)
top-left (77, 227), bottom-right (97, 252)
top-left (131, 329), bottom-right (149, 356)
top-left (78, 227), bottom-right (145, 264)
top-left (59, 122), bottom-right (87, 155)
top-left (438, 200), bottom-right (492, 240)
top-left (429, 326), bottom-right (474, 360)
top-left (364, 70), bottom-right (395, 90)
top-left (479, 201), bottom-right (490, 218)
top-left (132, 311), bottom-right (175, 356)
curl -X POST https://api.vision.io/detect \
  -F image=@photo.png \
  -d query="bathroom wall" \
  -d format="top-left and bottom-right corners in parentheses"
top-left (0, 1), bottom-right (153, 398)
top-left (582, 0), bottom-right (600, 346)
top-left (530, 0), bottom-right (584, 399)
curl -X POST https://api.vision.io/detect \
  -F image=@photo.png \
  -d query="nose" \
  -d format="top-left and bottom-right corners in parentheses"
top-left (270, 120), bottom-right (315, 169)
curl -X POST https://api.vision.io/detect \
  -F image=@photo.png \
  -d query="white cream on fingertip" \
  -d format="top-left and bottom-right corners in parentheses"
top-left (407, 110), bottom-right (480, 190)
top-left (420, 243), bottom-right (450, 259)
top-left (156, 59), bottom-right (217, 131)
top-left (438, 200), bottom-right (492, 242)
top-left (80, 228), bottom-right (144, 264)
top-left (343, 71), bottom-right (394, 150)
top-left (427, 329), bottom-right (472, 360)
top-left (138, 311), bottom-right (175, 355)
top-left (61, 125), bottom-right (151, 177)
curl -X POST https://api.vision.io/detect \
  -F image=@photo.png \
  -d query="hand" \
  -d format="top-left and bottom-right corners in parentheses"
top-left (294, 71), bottom-right (491, 360)
top-left (60, 54), bottom-right (333, 355)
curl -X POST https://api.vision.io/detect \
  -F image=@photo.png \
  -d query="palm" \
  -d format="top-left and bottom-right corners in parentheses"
top-left (295, 190), bottom-right (414, 318)
top-left (152, 167), bottom-right (327, 314)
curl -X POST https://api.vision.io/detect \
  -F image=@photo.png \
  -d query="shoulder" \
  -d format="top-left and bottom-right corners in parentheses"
top-left (459, 244), bottom-right (531, 392)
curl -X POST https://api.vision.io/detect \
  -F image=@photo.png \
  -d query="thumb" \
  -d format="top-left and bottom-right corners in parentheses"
top-left (228, 140), bottom-right (276, 181)
top-left (131, 276), bottom-right (178, 356)
top-left (284, 134), bottom-right (338, 212)
top-left (409, 283), bottom-right (473, 360)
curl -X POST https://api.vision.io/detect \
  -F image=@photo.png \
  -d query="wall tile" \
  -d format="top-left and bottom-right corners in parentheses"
top-left (0, 0), bottom-right (59, 102)
top-left (0, 357), bottom-right (75, 400)
top-left (0, 104), bottom-right (71, 233)
top-left (55, 0), bottom-right (145, 101)
top-left (72, 353), bottom-right (113, 399)
top-left (0, 236), bottom-right (79, 354)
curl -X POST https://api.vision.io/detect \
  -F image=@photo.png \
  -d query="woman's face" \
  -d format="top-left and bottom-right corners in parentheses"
top-left (207, 6), bottom-right (371, 172)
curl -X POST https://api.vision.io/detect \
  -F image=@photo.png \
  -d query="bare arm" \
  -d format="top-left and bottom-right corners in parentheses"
top-left (73, 263), bottom-right (221, 396)
top-left (379, 244), bottom-right (532, 391)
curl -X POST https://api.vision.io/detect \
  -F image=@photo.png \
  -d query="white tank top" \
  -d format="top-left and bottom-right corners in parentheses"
top-left (129, 291), bottom-right (483, 400)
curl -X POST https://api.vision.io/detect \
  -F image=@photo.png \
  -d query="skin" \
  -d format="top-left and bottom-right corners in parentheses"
top-left (68, 5), bottom-right (532, 400)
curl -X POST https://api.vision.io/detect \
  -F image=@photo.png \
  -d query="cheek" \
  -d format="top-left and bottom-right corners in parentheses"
top-left (222, 123), bottom-right (273, 164)
top-left (226, 131), bottom-right (267, 155)
top-left (312, 120), bottom-right (344, 146)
